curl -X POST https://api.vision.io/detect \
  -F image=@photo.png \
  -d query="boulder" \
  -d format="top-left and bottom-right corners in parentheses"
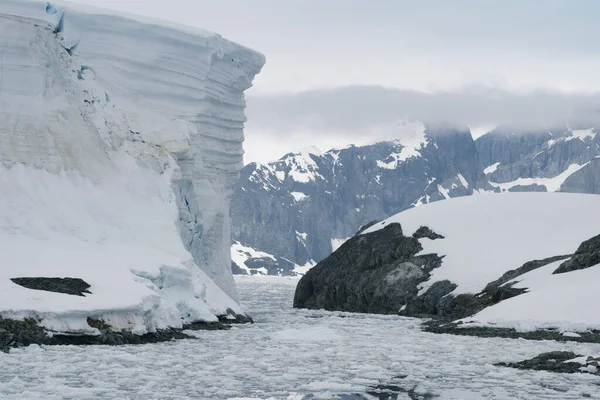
top-left (294, 223), bottom-right (444, 314)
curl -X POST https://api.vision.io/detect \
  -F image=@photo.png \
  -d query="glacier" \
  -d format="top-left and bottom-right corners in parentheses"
top-left (0, 1), bottom-right (264, 335)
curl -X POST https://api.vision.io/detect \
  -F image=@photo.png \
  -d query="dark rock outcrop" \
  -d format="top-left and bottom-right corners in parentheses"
top-left (483, 255), bottom-right (572, 290)
top-left (293, 222), bottom-right (585, 320)
top-left (294, 223), bottom-right (445, 314)
top-left (424, 322), bottom-right (600, 343)
top-left (412, 226), bottom-right (445, 240)
top-left (243, 257), bottom-right (297, 276)
top-left (0, 309), bottom-right (253, 353)
top-left (231, 261), bottom-right (248, 275)
top-left (10, 277), bottom-right (91, 296)
top-left (554, 234), bottom-right (600, 274)
top-left (496, 351), bottom-right (599, 375)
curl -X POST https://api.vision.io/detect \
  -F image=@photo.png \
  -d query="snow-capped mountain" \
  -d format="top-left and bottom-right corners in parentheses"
top-left (0, 1), bottom-right (263, 336)
top-left (295, 192), bottom-right (600, 333)
top-left (231, 123), bottom-right (600, 275)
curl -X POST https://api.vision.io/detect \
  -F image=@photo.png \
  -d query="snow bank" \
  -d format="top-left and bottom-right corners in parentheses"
top-left (0, 1), bottom-right (264, 334)
top-left (364, 193), bottom-right (600, 296)
top-left (460, 259), bottom-right (600, 332)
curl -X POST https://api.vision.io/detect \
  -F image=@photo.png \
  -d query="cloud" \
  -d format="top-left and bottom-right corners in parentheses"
top-left (247, 85), bottom-right (600, 133)
top-left (243, 85), bottom-right (600, 163)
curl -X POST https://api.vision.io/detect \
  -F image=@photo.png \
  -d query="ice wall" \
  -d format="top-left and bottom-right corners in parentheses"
top-left (0, 1), bottom-right (264, 334)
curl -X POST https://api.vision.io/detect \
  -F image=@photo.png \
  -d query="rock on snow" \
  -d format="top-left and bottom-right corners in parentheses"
top-left (296, 192), bottom-right (600, 333)
top-left (0, 1), bottom-right (264, 335)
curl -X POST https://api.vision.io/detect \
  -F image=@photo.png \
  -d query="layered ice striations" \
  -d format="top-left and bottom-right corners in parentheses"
top-left (0, 1), bottom-right (264, 334)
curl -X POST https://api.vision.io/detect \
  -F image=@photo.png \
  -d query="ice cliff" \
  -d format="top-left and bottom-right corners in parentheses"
top-left (0, 1), bottom-right (264, 335)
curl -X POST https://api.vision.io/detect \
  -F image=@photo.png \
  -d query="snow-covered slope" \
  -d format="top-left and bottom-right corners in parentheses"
top-left (461, 259), bottom-right (600, 332)
top-left (363, 192), bottom-right (600, 331)
top-left (364, 193), bottom-right (600, 295)
top-left (0, 1), bottom-right (264, 335)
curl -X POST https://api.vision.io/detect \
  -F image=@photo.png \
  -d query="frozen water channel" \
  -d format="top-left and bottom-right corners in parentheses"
top-left (2, 276), bottom-right (600, 399)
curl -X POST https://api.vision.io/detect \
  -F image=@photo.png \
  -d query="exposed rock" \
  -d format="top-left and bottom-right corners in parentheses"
top-left (483, 255), bottom-right (572, 291)
top-left (10, 277), bottom-right (91, 297)
top-left (412, 226), bottom-right (445, 240)
top-left (508, 183), bottom-right (547, 192)
top-left (231, 261), bottom-right (248, 275)
top-left (0, 309), bottom-right (253, 353)
top-left (244, 257), bottom-right (297, 276)
top-left (294, 222), bottom-right (579, 320)
top-left (294, 223), bottom-right (444, 314)
top-left (294, 224), bottom-right (573, 320)
top-left (365, 383), bottom-right (438, 399)
top-left (554, 234), bottom-right (600, 274)
top-left (217, 308), bottom-right (254, 324)
top-left (561, 157), bottom-right (600, 194)
top-left (231, 241), bottom-right (299, 276)
top-left (495, 351), bottom-right (600, 375)
top-left (423, 321), bottom-right (600, 343)
top-left (402, 279), bottom-right (456, 317)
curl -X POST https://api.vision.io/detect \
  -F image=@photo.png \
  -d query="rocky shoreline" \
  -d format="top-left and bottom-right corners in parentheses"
top-left (0, 309), bottom-right (253, 354)
top-left (422, 320), bottom-right (600, 343)
top-left (495, 351), bottom-right (600, 376)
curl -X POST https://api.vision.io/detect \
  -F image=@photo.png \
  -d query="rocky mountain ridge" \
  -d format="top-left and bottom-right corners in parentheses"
top-left (231, 124), bottom-right (600, 275)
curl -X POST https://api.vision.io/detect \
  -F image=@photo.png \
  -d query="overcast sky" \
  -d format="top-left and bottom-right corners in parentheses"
top-left (66, 0), bottom-right (600, 163)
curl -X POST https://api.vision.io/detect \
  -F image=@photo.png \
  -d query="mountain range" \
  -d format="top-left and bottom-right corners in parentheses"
top-left (230, 123), bottom-right (600, 275)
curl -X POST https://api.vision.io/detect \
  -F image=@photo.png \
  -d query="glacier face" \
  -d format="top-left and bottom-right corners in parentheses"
top-left (0, 1), bottom-right (264, 334)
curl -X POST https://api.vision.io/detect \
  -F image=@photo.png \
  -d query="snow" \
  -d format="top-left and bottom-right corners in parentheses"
top-left (275, 171), bottom-right (286, 181)
top-left (231, 241), bottom-right (276, 275)
top-left (489, 163), bottom-right (589, 192)
top-left (364, 193), bottom-right (600, 298)
top-left (461, 259), bottom-right (600, 332)
top-left (0, 1), bottom-right (264, 333)
top-left (284, 153), bottom-right (324, 183)
top-left (567, 128), bottom-right (597, 142)
top-left (330, 237), bottom-right (349, 252)
top-left (457, 173), bottom-right (469, 188)
top-left (296, 231), bottom-right (308, 247)
top-left (546, 128), bottom-right (596, 149)
top-left (437, 184), bottom-right (451, 199)
top-left (293, 260), bottom-right (316, 275)
top-left (484, 162), bottom-right (501, 175)
top-left (231, 242), bottom-right (314, 276)
top-left (0, 154), bottom-right (243, 334)
top-left (377, 122), bottom-right (428, 169)
top-left (2, 276), bottom-right (600, 399)
top-left (291, 192), bottom-right (308, 202)
top-left (562, 332), bottom-right (583, 338)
